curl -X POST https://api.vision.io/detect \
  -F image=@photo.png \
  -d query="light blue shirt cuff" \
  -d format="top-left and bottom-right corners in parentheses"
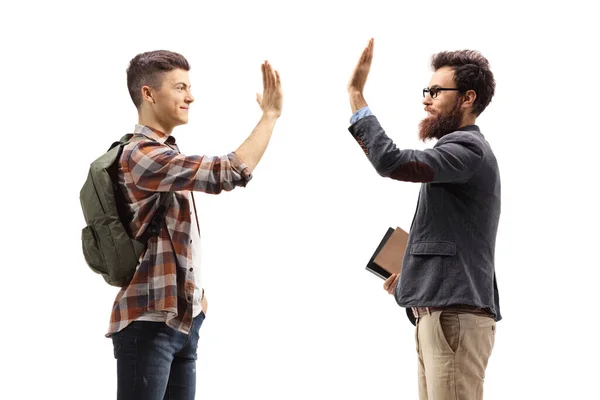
top-left (350, 106), bottom-right (373, 124)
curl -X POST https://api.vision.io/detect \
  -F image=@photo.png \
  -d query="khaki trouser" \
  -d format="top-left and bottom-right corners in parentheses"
top-left (415, 309), bottom-right (496, 400)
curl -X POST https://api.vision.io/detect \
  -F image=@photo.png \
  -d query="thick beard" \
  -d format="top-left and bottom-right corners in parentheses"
top-left (418, 99), bottom-right (463, 142)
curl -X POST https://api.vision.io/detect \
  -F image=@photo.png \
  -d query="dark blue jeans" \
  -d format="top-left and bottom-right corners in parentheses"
top-left (112, 312), bottom-right (205, 400)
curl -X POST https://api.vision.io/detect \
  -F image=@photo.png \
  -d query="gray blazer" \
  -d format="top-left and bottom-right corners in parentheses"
top-left (349, 115), bottom-right (501, 325)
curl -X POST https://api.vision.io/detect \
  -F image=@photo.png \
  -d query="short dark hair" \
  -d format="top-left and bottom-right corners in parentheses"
top-left (431, 50), bottom-right (495, 116)
top-left (126, 50), bottom-right (190, 109)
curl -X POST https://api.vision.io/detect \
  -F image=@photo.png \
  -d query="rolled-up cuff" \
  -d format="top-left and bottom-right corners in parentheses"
top-left (229, 152), bottom-right (253, 183)
top-left (349, 106), bottom-right (373, 124)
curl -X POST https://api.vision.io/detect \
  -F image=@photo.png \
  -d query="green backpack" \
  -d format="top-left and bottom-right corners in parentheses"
top-left (80, 134), bottom-right (173, 287)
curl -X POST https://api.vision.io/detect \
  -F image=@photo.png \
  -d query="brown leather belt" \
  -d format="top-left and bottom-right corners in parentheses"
top-left (411, 305), bottom-right (491, 319)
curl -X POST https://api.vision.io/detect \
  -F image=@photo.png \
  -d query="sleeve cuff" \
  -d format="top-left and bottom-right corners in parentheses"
top-left (229, 152), bottom-right (253, 182)
top-left (349, 106), bottom-right (373, 124)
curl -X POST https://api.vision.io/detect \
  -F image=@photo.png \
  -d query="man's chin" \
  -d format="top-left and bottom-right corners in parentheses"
top-left (175, 117), bottom-right (189, 126)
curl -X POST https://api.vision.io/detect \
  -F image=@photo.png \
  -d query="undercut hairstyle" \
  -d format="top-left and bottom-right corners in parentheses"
top-left (126, 50), bottom-right (190, 109)
top-left (431, 50), bottom-right (495, 116)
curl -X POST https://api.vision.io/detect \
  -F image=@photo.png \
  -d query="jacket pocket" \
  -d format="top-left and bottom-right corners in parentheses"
top-left (410, 241), bottom-right (456, 256)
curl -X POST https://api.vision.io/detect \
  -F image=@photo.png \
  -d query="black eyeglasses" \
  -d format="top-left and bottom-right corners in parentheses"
top-left (423, 87), bottom-right (460, 99)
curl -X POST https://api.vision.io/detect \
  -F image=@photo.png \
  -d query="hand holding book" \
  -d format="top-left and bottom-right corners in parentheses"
top-left (365, 226), bottom-right (409, 280)
top-left (383, 273), bottom-right (399, 294)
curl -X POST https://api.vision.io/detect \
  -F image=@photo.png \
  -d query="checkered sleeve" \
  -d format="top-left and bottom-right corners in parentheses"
top-left (127, 141), bottom-right (252, 193)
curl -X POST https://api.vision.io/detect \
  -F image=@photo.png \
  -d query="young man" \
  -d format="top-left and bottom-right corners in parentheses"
top-left (107, 50), bottom-right (283, 399)
top-left (347, 39), bottom-right (501, 400)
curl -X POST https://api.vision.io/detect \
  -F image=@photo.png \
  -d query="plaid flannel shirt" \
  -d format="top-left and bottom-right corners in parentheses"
top-left (106, 124), bottom-right (252, 337)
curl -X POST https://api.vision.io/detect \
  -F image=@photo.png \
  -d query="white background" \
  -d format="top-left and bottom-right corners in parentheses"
top-left (1, 0), bottom-right (599, 399)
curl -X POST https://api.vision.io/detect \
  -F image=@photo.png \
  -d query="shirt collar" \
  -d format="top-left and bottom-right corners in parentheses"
top-left (457, 124), bottom-right (480, 133)
top-left (134, 124), bottom-right (177, 145)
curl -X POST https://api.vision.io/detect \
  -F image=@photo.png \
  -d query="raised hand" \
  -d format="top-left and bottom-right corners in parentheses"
top-left (256, 61), bottom-right (283, 118)
top-left (348, 38), bottom-right (374, 95)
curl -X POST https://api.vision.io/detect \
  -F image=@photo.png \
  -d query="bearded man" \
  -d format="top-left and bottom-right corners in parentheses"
top-left (347, 39), bottom-right (501, 400)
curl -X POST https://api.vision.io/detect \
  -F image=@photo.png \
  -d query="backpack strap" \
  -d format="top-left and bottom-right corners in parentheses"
top-left (108, 134), bottom-right (135, 151)
top-left (138, 192), bottom-right (175, 242)
top-left (115, 133), bottom-right (175, 243)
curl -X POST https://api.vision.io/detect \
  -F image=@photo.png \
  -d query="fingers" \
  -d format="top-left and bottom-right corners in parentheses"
top-left (262, 61), bottom-right (281, 97)
top-left (359, 38), bottom-right (374, 66)
top-left (366, 38), bottom-right (373, 53)
top-left (264, 60), bottom-right (275, 89)
top-left (201, 294), bottom-right (208, 315)
top-left (383, 273), bottom-right (398, 295)
top-left (359, 39), bottom-right (372, 61)
top-left (260, 61), bottom-right (280, 88)
top-left (361, 45), bottom-right (369, 63)
top-left (257, 60), bottom-right (282, 116)
top-left (388, 275), bottom-right (398, 294)
top-left (383, 274), bottom-right (395, 291)
top-left (264, 61), bottom-right (270, 88)
top-left (348, 38), bottom-right (374, 93)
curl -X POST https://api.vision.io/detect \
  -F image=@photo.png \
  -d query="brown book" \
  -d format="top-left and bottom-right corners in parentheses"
top-left (365, 226), bottom-right (409, 280)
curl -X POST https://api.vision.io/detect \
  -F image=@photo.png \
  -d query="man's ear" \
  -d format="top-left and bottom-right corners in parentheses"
top-left (461, 89), bottom-right (477, 111)
top-left (141, 85), bottom-right (155, 104)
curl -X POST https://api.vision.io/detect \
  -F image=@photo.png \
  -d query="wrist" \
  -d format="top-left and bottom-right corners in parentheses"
top-left (349, 91), bottom-right (368, 114)
top-left (262, 110), bottom-right (280, 120)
